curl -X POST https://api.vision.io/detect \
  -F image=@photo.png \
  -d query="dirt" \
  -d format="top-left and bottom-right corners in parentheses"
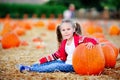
top-left (0, 19), bottom-right (120, 80)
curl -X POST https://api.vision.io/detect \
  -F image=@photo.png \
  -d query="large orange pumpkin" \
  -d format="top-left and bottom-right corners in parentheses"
top-left (101, 44), bottom-right (116, 68)
top-left (72, 43), bottom-right (105, 75)
top-left (1, 32), bottom-right (20, 49)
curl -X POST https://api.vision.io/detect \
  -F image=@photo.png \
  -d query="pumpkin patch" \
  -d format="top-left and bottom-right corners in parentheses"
top-left (0, 18), bottom-right (120, 79)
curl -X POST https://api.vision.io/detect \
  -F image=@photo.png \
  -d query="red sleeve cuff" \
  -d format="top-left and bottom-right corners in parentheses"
top-left (39, 57), bottom-right (47, 64)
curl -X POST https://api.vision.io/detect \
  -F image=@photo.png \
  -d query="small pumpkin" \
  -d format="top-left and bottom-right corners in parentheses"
top-left (47, 22), bottom-right (56, 30)
top-left (1, 32), bottom-right (20, 49)
top-left (14, 27), bottom-right (26, 36)
top-left (108, 25), bottom-right (120, 35)
top-left (34, 21), bottom-right (45, 27)
top-left (72, 43), bottom-right (105, 75)
top-left (24, 23), bottom-right (32, 30)
top-left (32, 37), bottom-right (42, 42)
top-left (20, 41), bottom-right (29, 46)
top-left (95, 26), bottom-right (103, 33)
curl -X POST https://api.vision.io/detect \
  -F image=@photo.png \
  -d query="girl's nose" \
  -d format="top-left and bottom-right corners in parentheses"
top-left (64, 31), bottom-right (68, 34)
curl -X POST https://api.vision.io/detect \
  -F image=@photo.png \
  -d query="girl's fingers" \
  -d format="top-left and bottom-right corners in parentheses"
top-left (87, 45), bottom-right (92, 49)
top-left (85, 42), bottom-right (94, 49)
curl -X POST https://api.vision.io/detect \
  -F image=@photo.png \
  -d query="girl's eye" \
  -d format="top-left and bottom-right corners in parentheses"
top-left (61, 29), bottom-right (65, 31)
top-left (67, 28), bottom-right (71, 30)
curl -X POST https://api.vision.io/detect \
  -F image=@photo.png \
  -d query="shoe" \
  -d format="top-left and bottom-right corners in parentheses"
top-left (16, 64), bottom-right (25, 73)
top-left (16, 64), bottom-right (30, 73)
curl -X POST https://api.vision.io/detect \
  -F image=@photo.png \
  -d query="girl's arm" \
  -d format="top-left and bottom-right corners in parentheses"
top-left (83, 37), bottom-right (99, 45)
top-left (79, 36), bottom-right (99, 45)
top-left (79, 36), bottom-right (99, 49)
top-left (39, 40), bottom-right (67, 64)
top-left (39, 51), bottom-right (60, 64)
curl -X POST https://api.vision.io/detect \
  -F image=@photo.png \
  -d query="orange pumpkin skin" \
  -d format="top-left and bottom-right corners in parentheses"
top-left (108, 25), bottom-right (120, 35)
top-left (95, 26), bottom-right (103, 33)
top-left (101, 44), bottom-right (116, 68)
top-left (86, 26), bottom-right (95, 34)
top-left (72, 43), bottom-right (105, 75)
top-left (47, 22), bottom-right (56, 30)
top-left (103, 42), bottom-right (119, 59)
top-left (1, 23), bottom-right (12, 36)
top-left (34, 21), bottom-right (45, 27)
top-left (24, 23), bottom-right (32, 30)
top-left (1, 32), bottom-right (20, 49)
top-left (91, 33), bottom-right (105, 39)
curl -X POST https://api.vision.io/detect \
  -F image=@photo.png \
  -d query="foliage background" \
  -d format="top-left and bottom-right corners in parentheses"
top-left (0, 0), bottom-right (120, 18)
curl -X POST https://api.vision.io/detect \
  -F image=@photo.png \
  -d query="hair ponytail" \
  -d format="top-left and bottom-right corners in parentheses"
top-left (75, 22), bottom-right (82, 35)
top-left (56, 25), bottom-right (62, 46)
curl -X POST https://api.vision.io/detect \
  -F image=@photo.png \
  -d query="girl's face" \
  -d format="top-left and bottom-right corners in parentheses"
top-left (60, 23), bottom-right (75, 40)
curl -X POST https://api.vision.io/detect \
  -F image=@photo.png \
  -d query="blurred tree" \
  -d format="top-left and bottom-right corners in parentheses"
top-left (101, 0), bottom-right (120, 19)
top-left (45, 0), bottom-right (82, 9)
top-left (46, 0), bottom-right (104, 11)
top-left (46, 0), bottom-right (120, 11)
top-left (101, 0), bottom-right (120, 10)
top-left (80, 0), bottom-right (104, 10)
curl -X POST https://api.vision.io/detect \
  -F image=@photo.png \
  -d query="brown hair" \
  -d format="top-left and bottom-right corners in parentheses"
top-left (56, 19), bottom-right (81, 46)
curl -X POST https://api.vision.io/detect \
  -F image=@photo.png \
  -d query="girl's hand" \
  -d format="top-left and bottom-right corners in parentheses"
top-left (85, 42), bottom-right (94, 49)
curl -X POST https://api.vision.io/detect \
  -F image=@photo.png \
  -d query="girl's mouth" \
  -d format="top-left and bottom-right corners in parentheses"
top-left (65, 34), bottom-right (69, 36)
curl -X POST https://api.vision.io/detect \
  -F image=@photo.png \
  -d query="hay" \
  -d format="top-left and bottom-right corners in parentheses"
top-left (0, 19), bottom-right (120, 80)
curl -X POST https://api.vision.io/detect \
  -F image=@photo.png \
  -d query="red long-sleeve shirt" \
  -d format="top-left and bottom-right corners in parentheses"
top-left (39, 33), bottom-right (98, 64)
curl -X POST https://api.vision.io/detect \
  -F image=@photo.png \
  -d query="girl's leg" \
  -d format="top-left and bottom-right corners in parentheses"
top-left (30, 60), bottom-right (74, 72)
